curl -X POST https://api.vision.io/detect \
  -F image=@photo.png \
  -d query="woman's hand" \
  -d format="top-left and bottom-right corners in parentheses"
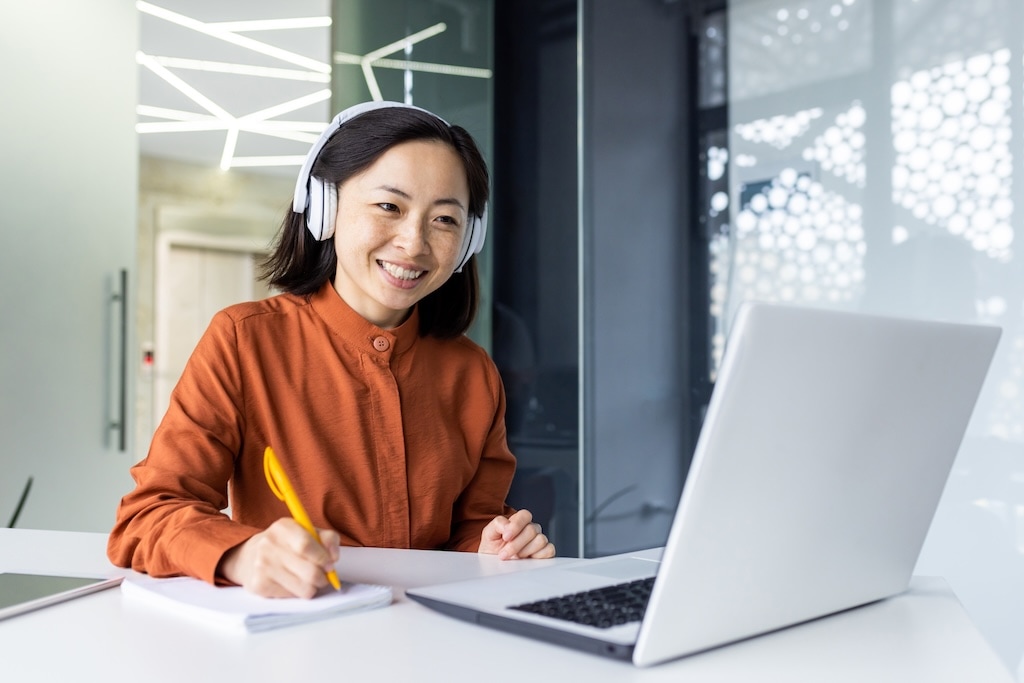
top-left (217, 518), bottom-right (340, 598)
top-left (479, 509), bottom-right (556, 560)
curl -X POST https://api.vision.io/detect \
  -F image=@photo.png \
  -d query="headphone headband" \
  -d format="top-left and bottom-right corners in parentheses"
top-left (292, 101), bottom-right (486, 273)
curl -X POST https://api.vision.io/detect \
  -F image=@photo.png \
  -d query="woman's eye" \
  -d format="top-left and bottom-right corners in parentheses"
top-left (378, 203), bottom-right (399, 212)
top-left (436, 215), bottom-right (458, 226)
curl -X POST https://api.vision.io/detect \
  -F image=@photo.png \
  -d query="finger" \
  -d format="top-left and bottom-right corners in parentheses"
top-left (246, 573), bottom-right (302, 599)
top-left (273, 519), bottom-right (334, 568)
top-left (484, 515), bottom-right (510, 540)
top-left (317, 527), bottom-right (341, 565)
top-left (478, 515), bottom-right (511, 554)
top-left (501, 509), bottom-right (534, 542)
top-left (255, 537), bottom-right (330, 599)
top-left (238, 533), bottom-right (319, 599)
top-left (264, 517), bottom-right (309, 548)
top-left (498, 521), bottom-right (542, 560)
top-left (277, 556), bottom-right (329, 599)
top-left (517, 533), bottom-right (555, 559)
top-left (259, 520), bottom-right (332, 597)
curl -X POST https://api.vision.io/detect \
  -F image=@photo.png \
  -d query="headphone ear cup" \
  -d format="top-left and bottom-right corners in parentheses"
top-left (305, 176), bottom-right (325, 240)
top-left (321, 182), bottom-right (338, 240)
top-left (305, 176), bottom-right (337, 241)
top-left (453, 208), bottom-right (487, 273)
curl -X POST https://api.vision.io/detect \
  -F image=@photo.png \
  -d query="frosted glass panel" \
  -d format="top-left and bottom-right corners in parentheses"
top-left (716, 0), bottom-right (1024, 675)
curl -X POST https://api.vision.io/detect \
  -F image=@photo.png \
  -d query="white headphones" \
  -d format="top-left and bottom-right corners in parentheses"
top-left (292, 100), bottom-right (488, 273)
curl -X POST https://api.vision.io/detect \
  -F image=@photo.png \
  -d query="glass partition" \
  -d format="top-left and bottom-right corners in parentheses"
top-left (330, 0), bottom-right (495, 344)
top-left (329, 1), bottom-right (586, 553)
top-left (708, 0), bottom-right (1024, 674)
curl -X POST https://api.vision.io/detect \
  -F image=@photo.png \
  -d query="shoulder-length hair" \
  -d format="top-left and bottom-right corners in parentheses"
top-left (261, 107), bottom-right (490, 339)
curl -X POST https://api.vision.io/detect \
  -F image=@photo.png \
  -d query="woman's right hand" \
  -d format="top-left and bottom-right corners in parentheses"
top-left (217, 518), bottom-right (340, 598)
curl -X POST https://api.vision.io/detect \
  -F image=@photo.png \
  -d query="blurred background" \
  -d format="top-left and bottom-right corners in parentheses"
top-left (2, 0), bottom-right (1023, 676)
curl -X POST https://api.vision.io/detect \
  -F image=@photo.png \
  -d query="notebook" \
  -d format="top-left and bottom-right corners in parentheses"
top-left (121, 574), bottom-right (392, 632)
top-left (0, 573), bottom-right (123, 621)
top-left (407, 302), bottom-right (1001, 667)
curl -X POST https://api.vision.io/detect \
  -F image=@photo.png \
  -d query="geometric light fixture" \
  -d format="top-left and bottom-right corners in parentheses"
top-left (333, 23), bottom-right (492, 102)
top-left (137, 1), bottom-right (492, 171)
top-left (136, 1), bottom-right (331, 170)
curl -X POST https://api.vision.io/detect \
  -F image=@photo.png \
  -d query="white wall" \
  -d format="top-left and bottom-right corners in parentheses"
top-left (0, 0), bottom-right (139, 531)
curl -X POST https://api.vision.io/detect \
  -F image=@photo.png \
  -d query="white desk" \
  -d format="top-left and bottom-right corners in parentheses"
top-left (0, 528), bottom-right (1013, 683)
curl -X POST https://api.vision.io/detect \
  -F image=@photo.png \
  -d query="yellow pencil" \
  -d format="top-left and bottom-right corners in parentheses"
top-left (263, 446), bottom-right (341, 591)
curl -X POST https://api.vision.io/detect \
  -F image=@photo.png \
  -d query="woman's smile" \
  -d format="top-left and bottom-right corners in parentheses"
top-left (378, 259), bottom-right (426, 288)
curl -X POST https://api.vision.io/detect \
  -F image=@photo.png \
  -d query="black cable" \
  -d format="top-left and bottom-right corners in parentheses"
top-left (8, 476), bottom-right (32, 528)
top-left (584, 484), bottom-right (638, 524)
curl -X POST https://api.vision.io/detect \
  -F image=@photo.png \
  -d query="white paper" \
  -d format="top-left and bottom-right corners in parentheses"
top-left (122, 575), bottom-right (392, 632)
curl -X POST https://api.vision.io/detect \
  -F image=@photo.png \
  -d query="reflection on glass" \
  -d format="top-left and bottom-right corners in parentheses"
top-left (890, 50), bottom-right (1013, 259)
top-left (728, 0), bottom-right (871, 103)
top-left (711, 0), bottom-right (1024, 673)
top-left (713, 97), bottom-right (870, 363)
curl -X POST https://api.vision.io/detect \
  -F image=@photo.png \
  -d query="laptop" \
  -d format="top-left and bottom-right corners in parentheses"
top-left (407, 302), bottom-right (1001, 667)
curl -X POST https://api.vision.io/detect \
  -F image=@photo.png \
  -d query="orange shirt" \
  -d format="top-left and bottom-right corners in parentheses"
top-left (107, 281), bottom-right (516, 584)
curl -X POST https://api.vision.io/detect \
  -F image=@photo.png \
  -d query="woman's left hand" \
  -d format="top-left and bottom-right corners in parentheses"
top-left (479, 509), bottom-right (556, 560)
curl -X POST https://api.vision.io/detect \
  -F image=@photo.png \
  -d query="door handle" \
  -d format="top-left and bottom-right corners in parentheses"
top-left (109, 268), bottom-right (128, 452)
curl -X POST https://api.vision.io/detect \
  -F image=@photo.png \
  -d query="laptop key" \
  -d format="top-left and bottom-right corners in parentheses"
top-left (508, 576), bottom-right (655, 629)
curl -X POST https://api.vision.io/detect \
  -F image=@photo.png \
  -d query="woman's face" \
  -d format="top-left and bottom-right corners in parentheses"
top-left (331, 139), bottom-right (470, 329)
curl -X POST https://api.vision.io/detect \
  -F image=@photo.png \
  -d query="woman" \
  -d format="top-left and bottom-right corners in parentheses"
top-left (108, 101), bottom-right (554, 598)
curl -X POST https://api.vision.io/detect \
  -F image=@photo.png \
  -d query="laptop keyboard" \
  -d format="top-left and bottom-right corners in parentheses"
top-left (508, 576), bottom-right (654, 629)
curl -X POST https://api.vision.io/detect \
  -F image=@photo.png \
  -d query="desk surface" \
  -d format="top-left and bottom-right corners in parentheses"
top-left (0, 528), bottom-right (1013, 683)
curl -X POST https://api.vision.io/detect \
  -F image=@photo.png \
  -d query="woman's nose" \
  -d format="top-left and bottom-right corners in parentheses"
top-left (393, 215), bottom-right (429, 254)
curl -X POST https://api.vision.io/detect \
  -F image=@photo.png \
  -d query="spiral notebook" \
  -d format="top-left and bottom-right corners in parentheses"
top-left (122, 574), bottom-right (392, 632)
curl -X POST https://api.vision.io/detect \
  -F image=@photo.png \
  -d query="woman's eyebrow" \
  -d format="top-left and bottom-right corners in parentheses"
top-left (434, 197), bottom-right (466, 212)
top-left (376, 184), bottom-right (411, 199)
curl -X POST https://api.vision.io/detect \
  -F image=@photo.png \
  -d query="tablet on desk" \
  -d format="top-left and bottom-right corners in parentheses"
top-left (0, 572), bottom-right (123, 621)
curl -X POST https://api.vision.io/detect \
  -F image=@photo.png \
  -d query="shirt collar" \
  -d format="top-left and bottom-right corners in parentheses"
top-left (310, 280), bottom-right (420, 354)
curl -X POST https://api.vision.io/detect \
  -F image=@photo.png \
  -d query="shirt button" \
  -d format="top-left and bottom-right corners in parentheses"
top-left (373, 336), bottom-right (390, 352)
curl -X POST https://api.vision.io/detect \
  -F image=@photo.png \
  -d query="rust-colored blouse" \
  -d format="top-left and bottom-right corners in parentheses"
top-left (107, 281), bottom-right (516, 584)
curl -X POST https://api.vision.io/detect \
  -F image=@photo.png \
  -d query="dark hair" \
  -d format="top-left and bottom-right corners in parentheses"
top-left (260, 107), bottom-right (490, 339)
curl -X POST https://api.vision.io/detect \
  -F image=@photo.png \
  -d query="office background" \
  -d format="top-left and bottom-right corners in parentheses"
top-left (1, 0), bottom-right (1022, 677)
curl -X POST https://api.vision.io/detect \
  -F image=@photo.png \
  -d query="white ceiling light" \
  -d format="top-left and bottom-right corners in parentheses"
top-left (137, 50), bottom-right (233, 120)
top-left (138, 2), bottom-right (494, 172)
top-left (206, 17), bottom-right (332, 32)
top-left (334, 22), bottom-right (493, 102)
top-left (137, 1), bottom-right (332, 172)
top-left (145, 55), bottom-right (331, 83)
top-left (228, 156), bottom-right (311, 167)
top-left (137, 2), bottom-right (330, 74)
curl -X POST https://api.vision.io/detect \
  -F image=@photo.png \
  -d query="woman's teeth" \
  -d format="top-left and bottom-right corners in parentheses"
top-left (380, 261), bottom-right (424, 280)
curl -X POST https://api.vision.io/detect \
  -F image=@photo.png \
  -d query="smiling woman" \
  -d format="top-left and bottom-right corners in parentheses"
top-left (331, 139), bottom-right (470, 329)
top-left (264, 102), bottom-right (489, 337)
top-left (108, 101), bottom-right (555, 600)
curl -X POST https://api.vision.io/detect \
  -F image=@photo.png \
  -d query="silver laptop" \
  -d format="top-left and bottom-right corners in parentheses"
top-left (407, 302), bottom-right (1001, 667)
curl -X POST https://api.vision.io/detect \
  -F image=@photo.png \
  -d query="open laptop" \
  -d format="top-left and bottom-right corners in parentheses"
top-left (407, 302), bottom-right (1001, 667)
